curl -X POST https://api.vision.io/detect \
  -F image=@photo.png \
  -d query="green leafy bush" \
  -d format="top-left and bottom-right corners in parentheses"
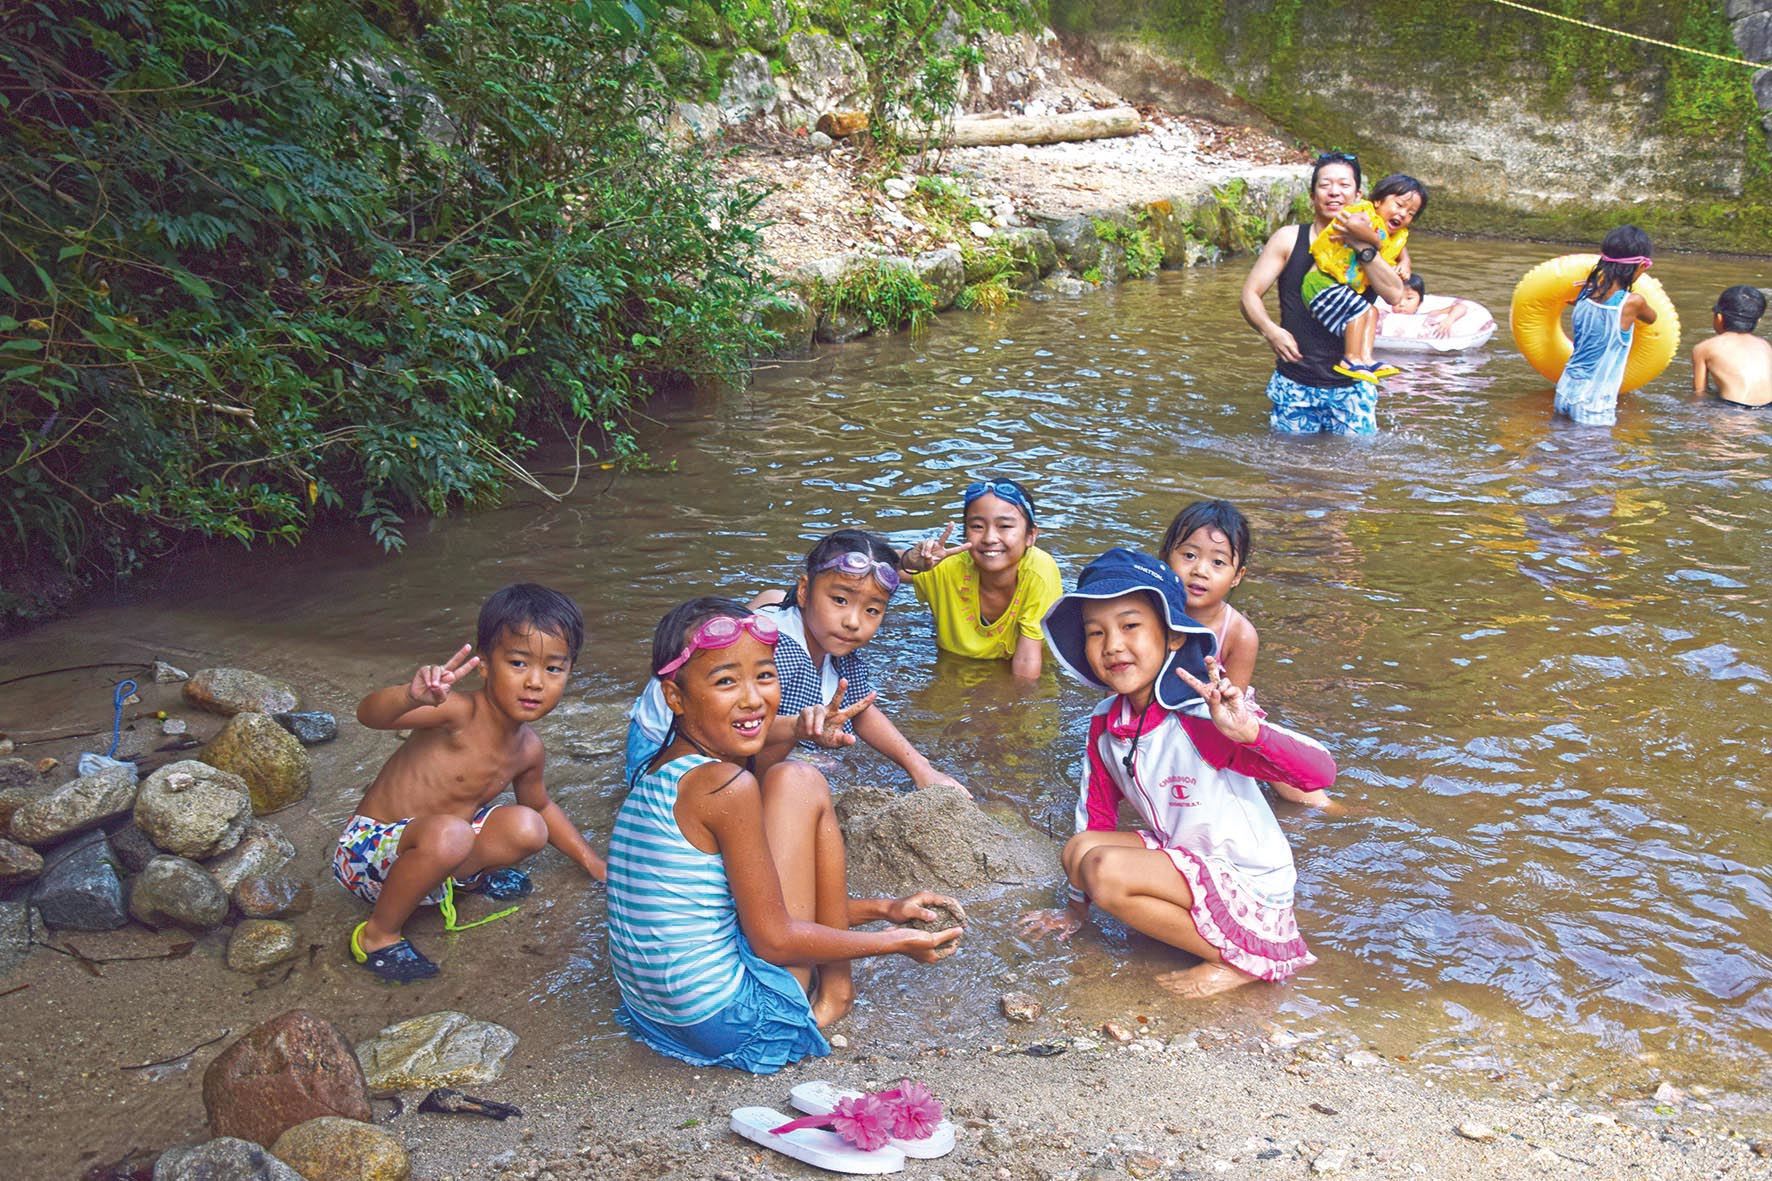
top-left (0, 0), bottom-right (774, 622)
top-left (1094, 217), bottom-right (1163, 278)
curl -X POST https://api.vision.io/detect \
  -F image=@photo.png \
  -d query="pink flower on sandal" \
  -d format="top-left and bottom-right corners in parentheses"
top-left (770, 1081), bottom-right (945, 1149)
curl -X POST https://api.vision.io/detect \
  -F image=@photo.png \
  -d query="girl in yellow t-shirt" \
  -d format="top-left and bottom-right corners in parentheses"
top-left (898, 477), bottom-right (1063, 679)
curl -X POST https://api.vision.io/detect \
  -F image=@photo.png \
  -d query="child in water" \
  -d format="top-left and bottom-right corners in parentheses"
top-left (1691, 284), bottom-right (1772, 408)
top-left (899, 477), bottom-right (1063, 679)
top-left (1305, 174), bottom-right (1428, 384)
top-left (1376, 274), bottom-right (1490, 341)
top-left (625, 529), bottom-right (965, 791)
top-left (607, 598), bottom-right (963, 1070)
top-left (1159, 499), bottom-right (1259, 691)
top-left (1021, 549), bottom-right (1337, 998)
top-left (335, 584), bottom-right (608, 982)
top-left (1555, 225), bottom-right (1658, 426)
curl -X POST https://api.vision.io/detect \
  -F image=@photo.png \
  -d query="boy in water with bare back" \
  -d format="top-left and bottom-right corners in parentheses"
top-left (334, 583), bottom-right (607, 981)
top-left (1691, 285), bottom-right (1772, 408)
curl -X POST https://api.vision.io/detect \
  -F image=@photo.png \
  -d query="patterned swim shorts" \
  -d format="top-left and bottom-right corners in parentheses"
top-left (1266, 369), bottom-right (1378, 436)
top-left (332, 804), bottom-right (500, 905)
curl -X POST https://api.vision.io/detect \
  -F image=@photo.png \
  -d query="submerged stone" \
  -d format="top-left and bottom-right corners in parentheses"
top-left (184, 668), bottom-right (300, 717)
top-left (271, 1117), bottom-right (411, 1181)
top-left (355, 1011), bottom-right (519, 1091)
top-left (227, 919), bottom-right (300, 973)
top-left (154, 1138), bottom-right (306, 1181)
top-left (203, 1010), bottom-right (372, 1146)
top-left (199, 712), bottom-right (311, 814)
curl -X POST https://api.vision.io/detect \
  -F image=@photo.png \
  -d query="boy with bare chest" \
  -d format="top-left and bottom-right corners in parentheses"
top-left (334, 583), bottom-right (607, 981)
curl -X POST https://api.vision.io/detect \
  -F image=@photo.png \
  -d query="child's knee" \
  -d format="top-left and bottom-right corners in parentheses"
top-left (500, 805), bottom-right (549, 852)
top-left (761, 760), bottom-right (833, 812)
top-left (403, 814), bottom-right (476, 862)
top-left (1077, 848), bottom-right (1124, 905)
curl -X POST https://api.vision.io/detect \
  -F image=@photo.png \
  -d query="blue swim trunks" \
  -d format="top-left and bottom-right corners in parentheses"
top-left (1266, 369), bottom-right (1378, 436)
top-left (332, 803), bottom-right (500, 905)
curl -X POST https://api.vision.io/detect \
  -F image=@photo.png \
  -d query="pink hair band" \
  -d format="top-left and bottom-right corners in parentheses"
top-left (1600, 254), bottom-right (1653, 267)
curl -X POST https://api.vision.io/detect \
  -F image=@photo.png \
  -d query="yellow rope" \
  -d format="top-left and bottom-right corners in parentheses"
top-left (1484, 0), bottom-right (1767, 70)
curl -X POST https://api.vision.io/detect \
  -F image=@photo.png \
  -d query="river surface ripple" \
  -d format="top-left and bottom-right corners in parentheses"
top-left (3, 237), bottom-right (1770, 1150)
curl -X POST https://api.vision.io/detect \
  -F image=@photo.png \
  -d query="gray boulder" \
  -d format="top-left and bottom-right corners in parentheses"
top-left (1048, 216), bottom-right (1104, 275)
top-left (1038, 276), bottom-right (1093, 297)
top-left (0, 837), bottom-right (44, 887)
top-left (999, 227), bottom-right (1058, 287)
top-left (757, 290), bottom-right (816, 359)
top-left (135, 760), bottom-right (252, 859)
top-left (1096, 241), bottom-right (1129, 285)
top-left (31, 833), bottom-right (127, 931)
top-left (841, 785), bottom-right (1060, 897)
top-left (8, 766), bottom-right (138, 847)
top-left (183, 668), bottom-right (300, 717)
top-left (780, 32), bottom-right (868, 130)
top-left (272, 711), bottom-right (337, 746)
top-left (129, 855), bottom-right (229, 932)
top-left (205, 820), bottom-right (296, 894)
top-left (110, 822), bottom-right (161, 874)
top-left (913, 249), bottom-right (965, 311)
top-left (154, 1138), bottom-right (306, 1181)
top-left (717, 51), bottom-right (778, 124)
top-left (152, 660), bottom-right (190, 683)
top-left (0, 785), bottom-right (35, 835)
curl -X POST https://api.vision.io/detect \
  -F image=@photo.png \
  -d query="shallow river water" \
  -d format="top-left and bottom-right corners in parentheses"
top-left (4, 235), bottom-right (1772, 1169)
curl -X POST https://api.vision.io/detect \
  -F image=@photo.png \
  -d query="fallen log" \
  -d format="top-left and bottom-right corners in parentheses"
top-left (935, 107), bottom-right (1143, 148)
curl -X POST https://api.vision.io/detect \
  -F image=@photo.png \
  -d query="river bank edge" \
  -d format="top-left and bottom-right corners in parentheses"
top-left (750, 164), bottom-right (1310, 360)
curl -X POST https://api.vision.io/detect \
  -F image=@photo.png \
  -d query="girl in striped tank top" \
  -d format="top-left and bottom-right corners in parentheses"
top-left (607, 599), bottom-right (964, 1072)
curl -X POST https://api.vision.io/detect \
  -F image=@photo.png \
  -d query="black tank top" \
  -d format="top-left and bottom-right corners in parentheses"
top-left (1276, 222), bottom-right (1353, 388)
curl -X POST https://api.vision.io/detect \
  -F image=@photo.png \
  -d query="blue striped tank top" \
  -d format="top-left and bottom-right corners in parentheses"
top-left (607, 753), bottom-right (745, 1025)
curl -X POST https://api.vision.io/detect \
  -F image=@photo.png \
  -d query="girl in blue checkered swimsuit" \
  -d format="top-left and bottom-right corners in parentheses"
top-left (607, 598), bottom-right (964, 1067)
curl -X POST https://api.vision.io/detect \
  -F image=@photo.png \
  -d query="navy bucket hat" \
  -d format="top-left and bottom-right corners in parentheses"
top-left (1042, 548), bottom-right (1218, 711)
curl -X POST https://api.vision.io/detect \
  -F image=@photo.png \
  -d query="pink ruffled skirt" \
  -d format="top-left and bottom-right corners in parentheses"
top-left (1139, 831), bottom-right (1317, 982)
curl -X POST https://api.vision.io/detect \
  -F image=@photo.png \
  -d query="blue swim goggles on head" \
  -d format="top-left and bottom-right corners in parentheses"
top-left (963, 480), bottom-right (1036, 526)
top-left (813, 550), bottom-right (902, 594)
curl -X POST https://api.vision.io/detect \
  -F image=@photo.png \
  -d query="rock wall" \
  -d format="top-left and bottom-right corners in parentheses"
top-left (1053, 0), bottom-right (1772, 253)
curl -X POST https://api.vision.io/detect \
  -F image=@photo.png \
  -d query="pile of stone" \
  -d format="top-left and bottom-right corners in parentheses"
top-left (0, 666), bottom-right (335, 977)
top-left (149, 1006), bottom-right (518, 1180)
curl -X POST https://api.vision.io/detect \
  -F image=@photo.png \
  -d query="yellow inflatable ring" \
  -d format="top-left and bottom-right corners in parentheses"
top-left (1509, 254), bottom-right (1679, 393)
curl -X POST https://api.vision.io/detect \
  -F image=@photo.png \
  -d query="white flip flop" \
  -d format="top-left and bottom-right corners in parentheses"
top-left (729, 1106), bottom-right (906, 1175)
top-left (788, 1081), bottom-right (957, 1159)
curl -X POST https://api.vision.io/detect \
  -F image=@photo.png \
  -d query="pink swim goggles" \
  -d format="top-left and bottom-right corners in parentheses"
top-left (656, 614), bottom-right (780, 677)
top-left (1600, 254), bottom-right (1653, 268)
top-left (813, 549), bottom-right (901, 594)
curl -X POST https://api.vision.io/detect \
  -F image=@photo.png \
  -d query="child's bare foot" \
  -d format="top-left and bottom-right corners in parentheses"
top-left (1155, 962), bottom-right (1256, 999)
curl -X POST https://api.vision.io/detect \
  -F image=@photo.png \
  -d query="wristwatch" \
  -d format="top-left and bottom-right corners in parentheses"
top-left (1355, 246), bottom-right (1378, 263)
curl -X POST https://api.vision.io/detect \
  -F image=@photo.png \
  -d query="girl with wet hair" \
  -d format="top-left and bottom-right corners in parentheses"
top-left (1556, 225), bottom-right (1658, 426)
top-left (605, 597), bottom-right (964, 1071)
top-left (898, 476), bottom-right (1063, 678)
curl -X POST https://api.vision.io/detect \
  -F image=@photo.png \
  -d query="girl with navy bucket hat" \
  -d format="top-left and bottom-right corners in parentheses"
top-left (1022, 548), bottom-right (1338, 997)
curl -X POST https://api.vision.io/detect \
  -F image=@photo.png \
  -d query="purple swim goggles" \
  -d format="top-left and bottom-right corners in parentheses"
top-left (656, 614), bottom-right (781, 677)
top-left (813, 550), bottom-right (901, 594)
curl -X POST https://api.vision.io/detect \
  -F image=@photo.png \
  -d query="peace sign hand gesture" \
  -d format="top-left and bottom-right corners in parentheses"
top-left (900, 523), bottom-right (973, 575)
top-left (795, 677), bottom-right (877, 748)
top-left (406, 644), bottom-right (481, 709)
top-left (1173, 656), bottom-right (1261, 745)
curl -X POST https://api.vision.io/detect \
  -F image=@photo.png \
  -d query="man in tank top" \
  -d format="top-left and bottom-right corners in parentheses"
top-left (1240, 152), bottom-right (1407, 435)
